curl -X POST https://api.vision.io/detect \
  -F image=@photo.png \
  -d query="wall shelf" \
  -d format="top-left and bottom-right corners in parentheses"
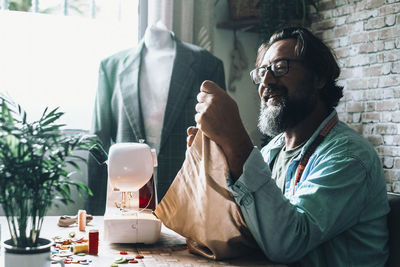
top-left (217, 18), bottom-right (260, 32)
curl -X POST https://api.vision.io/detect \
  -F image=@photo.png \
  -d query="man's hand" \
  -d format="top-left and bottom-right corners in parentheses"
top-left (194, 80), bottom-right (253, 180)
top-left (186, 126), bottom-right (198, 147)
top-left (195, 80), bottom-right (242, 148)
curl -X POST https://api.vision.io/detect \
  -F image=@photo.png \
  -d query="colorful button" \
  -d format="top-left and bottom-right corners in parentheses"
top-left (114, 257), bottom-right (127, 264)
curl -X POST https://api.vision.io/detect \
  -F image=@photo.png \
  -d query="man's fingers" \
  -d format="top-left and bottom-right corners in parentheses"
top-left (197, 92), bottom-right (207, 103)
top-left (194, 112), bottom-right (201, 125)
top-left (187, 135), bottom-right (195, 147)
top-left (186, 126), bottom-right (198, 147)
top-left (195, 102), bottom-right (206, 113)
top-left (187, 126), bottom-right (198, 136)
top-left (200, 80), bottom-right (223, 94)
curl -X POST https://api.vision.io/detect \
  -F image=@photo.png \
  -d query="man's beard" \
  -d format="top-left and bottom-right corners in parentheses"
top-left (258, 83), bottom-right (318, 137)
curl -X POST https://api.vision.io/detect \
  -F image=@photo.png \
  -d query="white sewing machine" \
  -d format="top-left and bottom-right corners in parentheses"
top-left (103, 142), bottom-right (161, 244)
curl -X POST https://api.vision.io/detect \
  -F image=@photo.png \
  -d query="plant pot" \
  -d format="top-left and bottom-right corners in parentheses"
top-left (3, 238), bottom-right (64, 267)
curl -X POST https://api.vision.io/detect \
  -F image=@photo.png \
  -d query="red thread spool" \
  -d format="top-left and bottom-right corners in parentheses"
top-left (139, 175), bottom-right (156, 210)
top-left (88, 229), bottom-right (99, 255)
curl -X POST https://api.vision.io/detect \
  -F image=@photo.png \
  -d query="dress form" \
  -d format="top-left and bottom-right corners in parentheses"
top-left (140, 21), bottom-right (176, 152)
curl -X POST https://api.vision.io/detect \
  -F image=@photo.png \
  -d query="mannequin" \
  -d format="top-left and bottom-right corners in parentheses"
top-left (87, 22), bottom-right (226, 215)
top-left (140, 21), bottom-right (176, 152)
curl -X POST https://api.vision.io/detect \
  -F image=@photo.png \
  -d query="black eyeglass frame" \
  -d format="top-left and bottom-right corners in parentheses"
top-left (250, 58), bottom-right (304, 85)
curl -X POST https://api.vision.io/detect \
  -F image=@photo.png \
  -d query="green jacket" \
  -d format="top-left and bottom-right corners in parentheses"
top-left (87, 34), bottom-right (225, 215)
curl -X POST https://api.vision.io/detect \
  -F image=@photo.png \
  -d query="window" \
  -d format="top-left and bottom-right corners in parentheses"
top-left (0, 0), bottom-right (139, 130)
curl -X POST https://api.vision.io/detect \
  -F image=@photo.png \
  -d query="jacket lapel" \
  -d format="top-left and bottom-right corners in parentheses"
top-left (159, 37), bottom-right (196, 151)
top-left (119, 40), bottom-right (146, 140)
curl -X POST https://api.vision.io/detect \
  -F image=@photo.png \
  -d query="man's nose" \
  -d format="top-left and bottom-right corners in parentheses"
top-left (258, 69), bottom-right (276, 98)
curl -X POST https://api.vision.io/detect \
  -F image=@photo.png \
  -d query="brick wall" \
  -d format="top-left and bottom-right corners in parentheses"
top-left (310, 0), bottom-right (400, 193)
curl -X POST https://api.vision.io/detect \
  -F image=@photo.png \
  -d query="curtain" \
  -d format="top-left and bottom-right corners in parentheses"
top-left (147, 0), bottom-right (214, 52)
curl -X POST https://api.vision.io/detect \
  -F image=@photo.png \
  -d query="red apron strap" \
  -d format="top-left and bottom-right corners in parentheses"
top-left (293, 114), bottom-right (339, 195)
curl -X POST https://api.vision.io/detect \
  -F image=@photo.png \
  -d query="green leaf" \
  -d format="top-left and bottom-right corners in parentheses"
top-left (59, 184), bottom-right (71, 197)
top-left (75, 181), bottom-right (93, 197)
top-left (44, 106), bottom-right (60, 118)
top-left (41, 107), bottom-right (48, 118)
top-left (41, 114), bottom-right (63, 127)
top-left (66, 160), bottom-right (81, 172)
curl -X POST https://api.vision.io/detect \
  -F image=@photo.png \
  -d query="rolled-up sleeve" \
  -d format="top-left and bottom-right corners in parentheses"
top-left (227, 147), bottom-right (370, 263)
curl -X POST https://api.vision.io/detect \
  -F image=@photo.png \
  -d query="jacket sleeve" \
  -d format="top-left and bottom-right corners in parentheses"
top-left (86, 61), bottom-right (114, 215)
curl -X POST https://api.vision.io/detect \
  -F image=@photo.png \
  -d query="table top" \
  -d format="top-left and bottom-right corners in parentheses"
top-left (0, 216), bottom-right (286, 267)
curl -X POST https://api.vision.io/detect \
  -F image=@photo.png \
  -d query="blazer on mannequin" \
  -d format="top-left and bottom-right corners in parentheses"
top-left (87, 31), bottom-right (226, 215)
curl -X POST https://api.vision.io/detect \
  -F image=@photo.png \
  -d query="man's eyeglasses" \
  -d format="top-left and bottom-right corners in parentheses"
top-left (250, 58), bottom-right (303, 84)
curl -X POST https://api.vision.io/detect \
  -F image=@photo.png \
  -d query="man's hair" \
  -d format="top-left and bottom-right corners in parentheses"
top-left (256, 26), bottom-right (344, 109)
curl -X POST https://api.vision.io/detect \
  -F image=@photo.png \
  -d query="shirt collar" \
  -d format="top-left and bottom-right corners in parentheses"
top-left (265, 110), bottom-right (338, 164)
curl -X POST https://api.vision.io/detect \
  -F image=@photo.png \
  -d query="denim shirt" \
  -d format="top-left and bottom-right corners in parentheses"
top-left (227, 110), bottom-right (389, 267)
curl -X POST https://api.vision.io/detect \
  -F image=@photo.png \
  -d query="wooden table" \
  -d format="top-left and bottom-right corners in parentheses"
top-left (0, 216), bottom-right (286, 267)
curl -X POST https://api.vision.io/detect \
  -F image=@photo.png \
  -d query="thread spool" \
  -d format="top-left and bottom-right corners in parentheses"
top-left (89, 229), bottom-right (99, 255)
top-left (73, 242), bottom-right (89, 254)
top-left (78, 210), bottom-right (86, 231)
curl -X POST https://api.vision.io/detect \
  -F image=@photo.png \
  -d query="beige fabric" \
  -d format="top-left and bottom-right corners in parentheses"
top-left (154, 131), bottom-right (258, 260)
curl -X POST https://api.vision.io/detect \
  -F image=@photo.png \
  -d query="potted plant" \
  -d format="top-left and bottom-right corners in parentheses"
top-left (0, 94), bottom-right (96, 266)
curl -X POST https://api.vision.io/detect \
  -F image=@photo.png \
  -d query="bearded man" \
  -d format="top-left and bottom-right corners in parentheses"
top-left (187, 26), bottom-right (389, 267)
